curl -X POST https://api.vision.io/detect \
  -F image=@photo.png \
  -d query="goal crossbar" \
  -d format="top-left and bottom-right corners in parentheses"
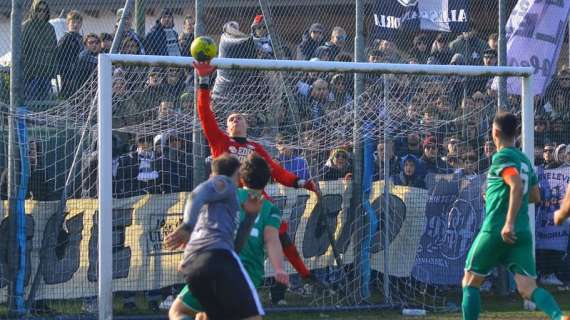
top-left (103, 53), bottom-right (533, 77)
top-left (96, 54), bottom-right (534, 320)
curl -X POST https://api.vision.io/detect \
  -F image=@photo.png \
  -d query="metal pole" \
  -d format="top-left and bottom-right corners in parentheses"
top-left (192, 0), bottom-right (206, 187)
top-left (111, 0), bottom-right (135, 54)
top-left (134, 0), bottom-right (145, 38)
top-left (496, 0), bottom-right (510, 295)
top-left (97, 54), bottom-right (113, 320)
top-left (8, 0), bottom-right (24, 316)
top-left (352, 0), bottom-right (365, 304)
top-left (498, 0), bottom-right (508, 110)
top-left (521, 75), bottom-right (534, 251)
top-left (382, 76), bottom-right (391, 303)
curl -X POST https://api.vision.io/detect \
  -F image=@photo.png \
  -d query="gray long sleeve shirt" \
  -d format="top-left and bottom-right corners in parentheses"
top-left (182, 175), bottom-right (240, 260)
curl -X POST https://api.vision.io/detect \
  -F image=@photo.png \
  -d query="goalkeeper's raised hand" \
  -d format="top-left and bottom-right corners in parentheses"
top-left (193, 61), bottom-right (216, 78)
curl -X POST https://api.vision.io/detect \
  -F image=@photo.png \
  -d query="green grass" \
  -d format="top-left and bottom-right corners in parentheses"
top-left (3, 290), bottom-right (569, 319)
top-left (267, 292), bottom-right (570, 319)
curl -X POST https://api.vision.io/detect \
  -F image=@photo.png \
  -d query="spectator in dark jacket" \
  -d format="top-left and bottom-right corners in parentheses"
top-left (542, 144), bottom-right (560, 169)
top-left (297, 23), bottom-right (326, 60)
top-left (75, 33), bottom-right (100, 91)
top-left (179, 15), bottom-right (195, 56)
top-left (115, 134), bottom-right (162, 198)
top-left (297, 78), bottom-right (333, 127)
top-left (145, 9), bottom-right (180, 56)
top-left (408, 34), bottom-right (430, 64)
top-left (323, 148), bottom-right (352, 181)
top-left (391, 154), bottom-right (425, 188)
top-left (154, 132), bottom-right (192, 193)
top-left (313, 46), bottom-right (333, 61)
top-left (373, 139), bottom-right (400, 181)
top-left (114, 8), bottom-right (145, 54)
top-left (81, 134), bottom-right (125, 198)
top-left (323, 26), bottom-right (347, 60)
top-left (100, 32), bottom-right (113, 54)
top-left (417, 136), bottom-right (450, 177)
top-left (429, 33), bottom-right (453, 65)
top-left (57, 10), bottom-right (84, 98)
top-left (0, 140), bottom-right (59, 201)
top-left (22, 0), bottom-right (57, 101)
top-left (449, 30), bottom-right (489, 65)
top-left (136, 68), bottom-right (167, 111)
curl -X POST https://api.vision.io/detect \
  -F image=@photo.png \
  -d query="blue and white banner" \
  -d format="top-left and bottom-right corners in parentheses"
top-left (535, 166), bottom-right (570, 251)
top-left (372, 0), bottom-right (470, 40)
top-left (411, 173), bottom-right (485, 285)
top-left (499, 0), bottom-right (570, 96)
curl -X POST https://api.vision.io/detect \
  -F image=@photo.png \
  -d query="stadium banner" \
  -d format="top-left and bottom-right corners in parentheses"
top-left (0, 175), bottom-right (508, 301)
top-left (535, 166), bottom-right (570, 252)
top-left (495, 0), bottom-right (570, 96)
top-left (372, 0), bottom-right (470, 40)
top-left (411, 173), bottom-right (485, 285)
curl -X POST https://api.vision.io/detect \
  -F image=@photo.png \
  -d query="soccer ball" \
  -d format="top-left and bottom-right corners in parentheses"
top-left (190, 36), bottom-right (217, 62)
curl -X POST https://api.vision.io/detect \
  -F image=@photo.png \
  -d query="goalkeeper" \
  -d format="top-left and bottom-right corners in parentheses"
top-left (193, 61), bottom-right (321, 284)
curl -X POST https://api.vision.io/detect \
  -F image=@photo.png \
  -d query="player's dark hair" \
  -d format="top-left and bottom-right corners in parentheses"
top-left (493, 111), bottom-right (518, 139)
top-left (211, 154), bottom-right (241, 177)
top-left (240, 153), bottom-right (271, 190)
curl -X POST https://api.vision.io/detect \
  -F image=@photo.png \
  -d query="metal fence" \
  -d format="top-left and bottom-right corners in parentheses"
top-left (0, 0), bottom-right (569, 318)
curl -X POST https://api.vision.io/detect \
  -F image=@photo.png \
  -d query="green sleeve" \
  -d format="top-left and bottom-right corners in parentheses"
top-left (266, 204), bottom-right (282, 229)
top-left (492, 153), bottom-right (518, 176)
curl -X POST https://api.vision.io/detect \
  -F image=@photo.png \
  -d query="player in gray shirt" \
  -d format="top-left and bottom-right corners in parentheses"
top-left (165, 153), bottom-right (270, 320)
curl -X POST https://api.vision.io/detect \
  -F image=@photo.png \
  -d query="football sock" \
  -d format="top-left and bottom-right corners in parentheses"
top-left (462, 286), bottom-right (480, 320)
top-left (279, 222), bottom-right (310, 278)
top-left (531, 288), bottom-right (563, 320)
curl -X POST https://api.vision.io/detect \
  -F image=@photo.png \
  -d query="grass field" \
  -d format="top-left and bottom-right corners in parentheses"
top-left (2, 289), bottom-right (568, 319)
top-left (268, 292), bottom-right (570, 320)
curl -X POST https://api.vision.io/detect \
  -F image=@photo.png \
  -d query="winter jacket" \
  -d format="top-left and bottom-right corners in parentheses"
top-left (145, 20), bottom-right (179, 56)
top-left (449, 34), bottom-right (489, 65)
top-left (57, 31), bottom-right (83, 98)
top-left (22, 0), bottom-right (57, 80)
top-left (75, 50), bottom-right (98, 92)
top-left (296, 31), bottom-right (325, 60)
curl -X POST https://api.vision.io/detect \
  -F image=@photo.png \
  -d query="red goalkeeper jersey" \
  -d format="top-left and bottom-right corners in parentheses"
top-left (197, 88), bottom-right (299, 188)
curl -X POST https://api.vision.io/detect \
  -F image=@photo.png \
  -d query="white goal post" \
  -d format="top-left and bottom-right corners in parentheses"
top-left (97, 54), bottom-right (533, 320)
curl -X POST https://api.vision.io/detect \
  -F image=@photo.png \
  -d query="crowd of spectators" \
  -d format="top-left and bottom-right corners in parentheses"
top-left (5, 0), bottom-right (570, 199)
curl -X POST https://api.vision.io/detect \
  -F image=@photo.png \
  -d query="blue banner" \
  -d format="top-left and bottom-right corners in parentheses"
top-left (372, 0), bottom-right (470, 41)
top-left (411, 173), bottom-right (484, 285)
top-left (535, 166), bottom-right (570, 252)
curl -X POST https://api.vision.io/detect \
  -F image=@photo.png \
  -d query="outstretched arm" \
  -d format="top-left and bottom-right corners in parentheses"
top-left (254, 146), bottom-right (321, 195)
top-left (194, 62), bottom-right (228, 152)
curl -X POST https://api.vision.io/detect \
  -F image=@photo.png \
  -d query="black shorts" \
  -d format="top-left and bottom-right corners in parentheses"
top-left (184, 249), bottom-right (264, 320)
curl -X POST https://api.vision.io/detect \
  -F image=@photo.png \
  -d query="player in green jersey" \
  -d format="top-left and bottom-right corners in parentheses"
top-left (167, 187), bottom-right (289, 320)
top-left (462, 112), bottom-right (567, 320)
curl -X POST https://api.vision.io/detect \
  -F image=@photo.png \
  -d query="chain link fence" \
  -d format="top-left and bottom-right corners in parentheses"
top-left (0, 0), bottom-right (568, 318)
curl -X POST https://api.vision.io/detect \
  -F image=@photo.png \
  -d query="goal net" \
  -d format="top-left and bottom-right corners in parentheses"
top-left (0, 54), bottom-right (532, 318)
